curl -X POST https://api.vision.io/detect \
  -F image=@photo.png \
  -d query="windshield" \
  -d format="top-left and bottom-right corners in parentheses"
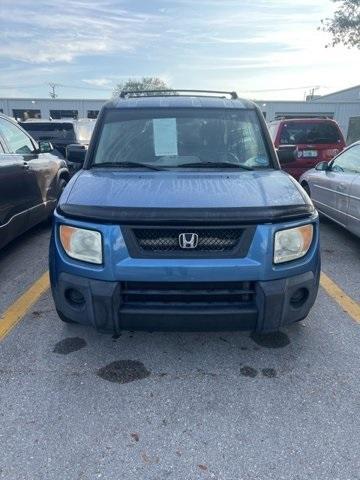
top-left (92, 108), bottom-right (271, 169)
top-left (21, 122), bottom-right (75, 142)
top-left (279, 121), bottom-right (342, 145)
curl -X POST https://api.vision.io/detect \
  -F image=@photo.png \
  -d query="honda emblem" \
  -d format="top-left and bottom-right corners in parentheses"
top-left (178, 233), bottom-right (199, 249)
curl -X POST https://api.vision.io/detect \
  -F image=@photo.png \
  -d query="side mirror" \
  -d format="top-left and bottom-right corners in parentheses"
top-left (277, 145), bottom-right (296, 164)
top-left (315, 161), bottom-right (330, 171)
top-left (38, 140), bottom-right (53, 153)
top-left (66, 144), bottom-right (86, 165)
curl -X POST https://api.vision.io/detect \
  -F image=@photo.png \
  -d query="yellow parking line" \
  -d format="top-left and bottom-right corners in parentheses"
top-left (320, 272), bottom-right (360, 324)
top-left (0, 271), bottom-right (50, 340)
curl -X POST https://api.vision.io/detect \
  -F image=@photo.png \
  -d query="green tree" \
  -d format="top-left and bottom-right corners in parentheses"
top-left (113, 77), bottom-right (172, 97)
top-left (320, 0), bottom-right (360, 48)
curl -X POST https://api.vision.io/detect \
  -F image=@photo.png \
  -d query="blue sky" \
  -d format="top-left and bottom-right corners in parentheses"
top-left (0, 0), bottom-right (358, 100)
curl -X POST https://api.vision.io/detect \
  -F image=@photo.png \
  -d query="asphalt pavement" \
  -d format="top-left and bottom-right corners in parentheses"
top-left (0, 218), bottom-right (359, 480)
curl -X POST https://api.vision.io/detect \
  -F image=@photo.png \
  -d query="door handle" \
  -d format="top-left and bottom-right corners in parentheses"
top-left (22, 162), bottom-right (30, 169)
top-left (337, 183), bottom-right (346, 191)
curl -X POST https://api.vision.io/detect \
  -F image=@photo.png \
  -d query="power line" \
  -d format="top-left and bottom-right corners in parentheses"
top-left (0, 83), bottom-right (113, 92)
top-left (241, 85), bottom-right (323, 93)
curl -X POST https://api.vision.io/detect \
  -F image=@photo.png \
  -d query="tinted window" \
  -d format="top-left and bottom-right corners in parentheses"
top-left (0, 118), bottom-right (35, 154)
top-left (13, 109), bottom-right (41, 121)
top-left (87, 110), bottom-right (99, 119)
top-left (21, 122), bottom-right (76, 142)
top-left (332, 145), bottom-right (360, 173)
top-left (279, 122), bottom-right (342, 145)
top-left (50, 110), bottom-right (78, 119)
top-left (93, 108), bottom-right (270, 169)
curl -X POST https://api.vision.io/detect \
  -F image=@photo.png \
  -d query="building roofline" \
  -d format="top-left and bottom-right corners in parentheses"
top-left (314, 84), bottom-right (360, 100)
top-left (0, 97), bottom-right (108, 102)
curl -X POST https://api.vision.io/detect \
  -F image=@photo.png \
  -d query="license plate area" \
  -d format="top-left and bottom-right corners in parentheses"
top-left (302, 150), bottom-right (318, 158)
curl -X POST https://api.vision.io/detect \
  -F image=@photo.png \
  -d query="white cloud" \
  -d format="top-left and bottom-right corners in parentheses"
top-left (0, 0), bottom-right (164, 64)
top-left (82, 78), bottom-right (112, 87)
top-left (0, 0), bottom-right (355, 100)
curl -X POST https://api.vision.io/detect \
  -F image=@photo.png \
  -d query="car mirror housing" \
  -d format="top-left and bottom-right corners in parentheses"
top-left (38, 140), bottom-right (53, 154)
top-left (315, 161), bottom-right (330, 171)
top-left (66, 144), bottom-right (86, 164)
top-left (277, 145), bottom-right (297, 165)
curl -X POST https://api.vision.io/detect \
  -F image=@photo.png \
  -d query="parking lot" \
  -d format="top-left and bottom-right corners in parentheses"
top-left (0, 218), bottom-right (358, 480)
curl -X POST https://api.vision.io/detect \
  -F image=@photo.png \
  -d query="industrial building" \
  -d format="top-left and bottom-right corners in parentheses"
top-left (0, 84), bottom-right (359, 142)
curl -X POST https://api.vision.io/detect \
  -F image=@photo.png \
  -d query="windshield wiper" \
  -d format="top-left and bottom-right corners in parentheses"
top-left (92, 161), bottom-right (163, 171)
top-left (175, 161), bottom-right (253, 170)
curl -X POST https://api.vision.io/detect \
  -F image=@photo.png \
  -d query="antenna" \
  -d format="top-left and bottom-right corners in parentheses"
top-left (49, 83), bottom-right (58, 99)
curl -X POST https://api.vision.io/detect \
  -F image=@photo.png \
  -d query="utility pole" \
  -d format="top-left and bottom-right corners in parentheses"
top-left (49, 83), bottom-right (58, 99)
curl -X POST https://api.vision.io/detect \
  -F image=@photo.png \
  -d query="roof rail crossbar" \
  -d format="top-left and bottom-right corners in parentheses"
top-left (119, 89), bottom-right (238, 99)
top-left (274, 114), bottom-right (332, 120)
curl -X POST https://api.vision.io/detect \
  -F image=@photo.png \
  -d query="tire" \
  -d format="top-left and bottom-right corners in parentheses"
top-left (56, 309), bottom-right (77, 324)
top-left (57, 178), bottom-right (67, 200)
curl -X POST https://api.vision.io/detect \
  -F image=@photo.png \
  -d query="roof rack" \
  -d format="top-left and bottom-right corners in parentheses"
top-left (274, 114), bottom-right (332, 121)
top-left (119, 89), bottom-right (238, 99)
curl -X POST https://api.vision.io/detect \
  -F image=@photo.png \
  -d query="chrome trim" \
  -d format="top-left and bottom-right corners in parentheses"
top-left (313, 183), bottom-right (360, 201)
top-left (313, 199), bottom-right (359, 222)
top-left (0, 200), bottom-right (56, 229)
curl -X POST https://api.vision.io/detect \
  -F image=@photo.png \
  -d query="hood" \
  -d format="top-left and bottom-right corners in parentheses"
top-left (59, 169), bottom-right (313, 224)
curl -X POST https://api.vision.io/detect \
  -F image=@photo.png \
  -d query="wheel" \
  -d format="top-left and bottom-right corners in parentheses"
top-left (301, 182), bottom-right (311, 197)
top-left (56, 309), bottom-right (77, 324)
top-left (57, 178), bottom-right (67, 200)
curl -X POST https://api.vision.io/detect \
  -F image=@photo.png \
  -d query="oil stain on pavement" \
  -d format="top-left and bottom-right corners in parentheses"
top-left (240, 366), bottom-right (258, 378)
top-left (53, 337), bottom-right (87, 354)
top-left (97, 360), bottom-right (150, 384)
top-left (250, 331), bottom-right (290, 348)
top-left (240, 366), bottom-right (278, 378)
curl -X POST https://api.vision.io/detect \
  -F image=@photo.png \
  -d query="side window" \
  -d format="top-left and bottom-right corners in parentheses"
top-left (332, 145), bottom-right (360, 173)
top-left (0, 118), bottom-right (35, 154)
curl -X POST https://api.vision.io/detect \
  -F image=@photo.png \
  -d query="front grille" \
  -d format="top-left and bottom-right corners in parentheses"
top-left (133, 227), bottom-right (243, 253)
top-left (121, 281), bottom-right (256, 307)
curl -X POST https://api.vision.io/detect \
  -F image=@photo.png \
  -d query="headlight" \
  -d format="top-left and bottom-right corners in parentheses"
top-left (274, 224), bottom-right (313, 264)
top-left (59, 225), bottom-right (102, 264)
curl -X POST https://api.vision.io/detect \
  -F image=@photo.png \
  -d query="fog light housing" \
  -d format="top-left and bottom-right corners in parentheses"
top-left (65, 288), bottom-right (85, 307)
top-left (290, 288), bottom-right (309, 308)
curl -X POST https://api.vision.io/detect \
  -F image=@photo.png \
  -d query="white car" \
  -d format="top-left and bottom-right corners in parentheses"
top-left (300, 141), bottom-right (360, 237)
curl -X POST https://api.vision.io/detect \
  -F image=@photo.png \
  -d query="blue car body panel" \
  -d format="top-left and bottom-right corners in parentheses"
top-left (62, 169), bottom-right (305, 210)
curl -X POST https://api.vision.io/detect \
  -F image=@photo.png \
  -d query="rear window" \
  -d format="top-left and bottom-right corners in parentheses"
top-left (279, 121), bottom-right (342, 145)
top-left (92, 108), bottom-right (271, 169)
top-left (20, 122), bottom-right (75, 142)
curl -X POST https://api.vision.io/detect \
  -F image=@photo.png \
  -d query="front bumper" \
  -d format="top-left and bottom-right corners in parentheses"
top-left (51, 266), bottom-right (320, 333)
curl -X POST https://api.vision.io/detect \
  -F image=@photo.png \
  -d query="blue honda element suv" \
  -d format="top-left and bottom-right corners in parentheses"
top-left (50, 90), bottom-right (320, 333)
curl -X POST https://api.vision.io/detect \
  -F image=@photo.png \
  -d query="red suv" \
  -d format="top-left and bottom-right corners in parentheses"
top-left (268, 117), bottom-right (346, 180)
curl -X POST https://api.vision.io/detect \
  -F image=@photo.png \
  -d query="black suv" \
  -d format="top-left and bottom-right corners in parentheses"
top-left (20, 118), bottom-right (95, 158)
top-left (0, 114), bottom-right (69, 249)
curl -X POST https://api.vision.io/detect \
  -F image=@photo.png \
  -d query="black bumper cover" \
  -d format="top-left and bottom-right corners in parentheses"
top-left (52, 268), bottom-right (320, 333)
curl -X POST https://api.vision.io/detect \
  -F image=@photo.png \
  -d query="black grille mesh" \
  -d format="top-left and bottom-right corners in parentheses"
top-left (121, 281), bottom-right (255, 306)
top-left (133, 228), bottom-right (243, 252)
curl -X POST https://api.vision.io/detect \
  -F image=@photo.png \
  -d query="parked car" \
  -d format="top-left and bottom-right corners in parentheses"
top-left (268, 117), bottom-right (346, 180)
top-left (300, 141), bottom-right (360, 237)
top-left (0, 114), bottom-right (70, 249)
top-left (20, 119), bottom-right (95, 172)
top-left (50, 90), bottom-right (320, 334)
